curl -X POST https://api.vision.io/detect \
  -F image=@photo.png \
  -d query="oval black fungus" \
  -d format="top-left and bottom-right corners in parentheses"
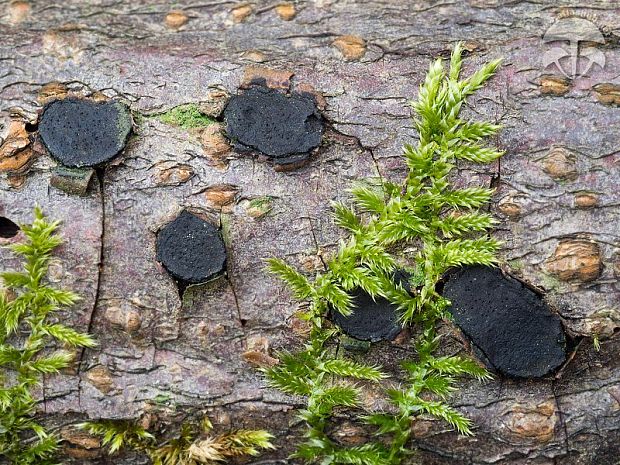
top-left (39, 98), bottom-right (132, 168)
top-left (224, 86), bottom-right (323, 165)
top-left (332, 271), bottom-right (410, 343)
top-left (156, 211), bottom-right (227, 285)
top-left (0, 217), bottom-right (19, 238)
top-left (443, 266), bottom-right (567, 378)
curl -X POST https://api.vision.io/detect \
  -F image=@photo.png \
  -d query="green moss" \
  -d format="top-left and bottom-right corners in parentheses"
top-left (152, 392), bottom-right (173, 405)
top-left (132, 110), bottom-right (146, 128)
top-left (158, 104), bottom-right (214, 129)
top-left (0, 208), bottom-right (96, 464)
top-left (507, 258), bottom-right (524, 272)
top-left (247, 197), bottom-right (274, 219)
top-left (540, 272), bottom-right (562, 292)
top-left (80, 415), bottom-right (274, 463)
top-left (264, 43), bottom-right (502, 465)
top-left (340, 335), bottom-right (371, 353)
top-left (219, 212), bottom-right (233, 250)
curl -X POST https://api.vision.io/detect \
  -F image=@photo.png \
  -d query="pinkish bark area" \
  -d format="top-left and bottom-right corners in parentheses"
top-left (1, 1), bottom-right (619, 464)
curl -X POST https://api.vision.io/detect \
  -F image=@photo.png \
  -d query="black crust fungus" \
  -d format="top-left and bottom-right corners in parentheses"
top-left (39, 98), bottom-right (132, 168)
top-left (156, 211), bottom-right (227, 285)
top-left (0, 217), bottom-right (19, 238)
top-left (331, 271), bottom-right (410, 343)
top-left (443, 266), bottom-right (567, 378)
top-left (224, 86), bottom-right (323, 165)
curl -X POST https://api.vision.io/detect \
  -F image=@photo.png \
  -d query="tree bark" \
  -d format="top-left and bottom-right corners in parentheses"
top-left (1, 1), bottom-right (619, 464)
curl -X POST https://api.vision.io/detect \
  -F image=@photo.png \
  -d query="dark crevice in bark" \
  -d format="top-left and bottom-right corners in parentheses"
top-left (322, 121), bottom-right (385, 185)
top-left (76, 166), bottom-right (107, 409)
top-left (220, 212), bottom-right (245, 330)
top-left (415, 442), bottom-right (474, 465)
top-left (305, 216), bottom-right (327, 271)
top-left (227, 276), bottom-right (245, 329)
top-left (551, 380), bottom-right (571, 459)
top-left (174, 279), bottom-right (189, 298)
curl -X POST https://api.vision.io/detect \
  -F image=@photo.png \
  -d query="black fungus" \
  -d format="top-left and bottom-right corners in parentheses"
top-left (156, 211), bottom-right (227, 285)
top-left (224, 86), bottom-right (323, 165)
top-left (331, 271), bottom-right (410, 342)
top-left (0, 217), bottom-right (19, 238)
top-left (443, 266), bottom-right (567, 378)
top-left (39, 98), bottom-right (132, 168)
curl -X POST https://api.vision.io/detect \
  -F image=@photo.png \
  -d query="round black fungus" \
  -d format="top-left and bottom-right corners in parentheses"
top-left (156, 211), bottom-right (227, 284)
top-left (332, 271), bottom-right (410, 342)
top-left (443, 266), bottom-right (567, 378)
top-left (0, 217), bottom-right (19, 238)
top-left (224, 86), bottom-right (323, 165)
top-left (39, 98), bottom-right (132, 168)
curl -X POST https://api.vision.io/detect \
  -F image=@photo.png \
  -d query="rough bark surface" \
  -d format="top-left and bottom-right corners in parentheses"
top-left (1, 1), bottom-right (619, 464)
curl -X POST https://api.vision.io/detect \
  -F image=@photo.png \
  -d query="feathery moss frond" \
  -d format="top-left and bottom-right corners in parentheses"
top-left (321, 359), bottom-right (387, 381)
top-left (430, 238), bottom-right (500, 269)
top-left (350, 185), bottom-right (386, 215)
top-left (432, 212), bottom-right (497, 238)
top-left (455, 144), bottom-right (504, 163)
top-left (266, 258), bottom-right (314, 300)
top-left (84, 416), bottom-right (274, 465)
top-left (332, 202), bottom-right (363, 233)
top-left (264, 351), bottom-right (315, 396)
top-left (441, 187), bottom-right (494, 209)
top-left (332, 443), bottom-right (391, 465)
top-left (460, 58), bottom-right (502, 97)
top-left (415, 399), bottom-right (474, 435)
top-left (264, 42), bottom-right (502, 465)
top-left (316, 275), bottom-right (354, 316)
top-left (453, 121), bottom-right (501, 142)
top-left (0, 209), bottom-right (96, 464)
top-left (427, 355), bottom-right (492, 381)
top-left (79, 420), bottom-right (155, 454)
top-left (40, 324), bottom-right (97, 348)
top-left (317, 385), bottom-right (360, 410)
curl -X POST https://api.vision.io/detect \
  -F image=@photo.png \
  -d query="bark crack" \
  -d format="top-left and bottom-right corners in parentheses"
top-left (76, 168), bottom-right (106, 410)
top-left (551, 379), bottom-right (571, 458)
top-left (221, 211), bottom-right (245, 329)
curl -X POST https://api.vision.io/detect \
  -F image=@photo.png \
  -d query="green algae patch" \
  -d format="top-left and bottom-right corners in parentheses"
top-left (158, 104), bottom-right (215, 129)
